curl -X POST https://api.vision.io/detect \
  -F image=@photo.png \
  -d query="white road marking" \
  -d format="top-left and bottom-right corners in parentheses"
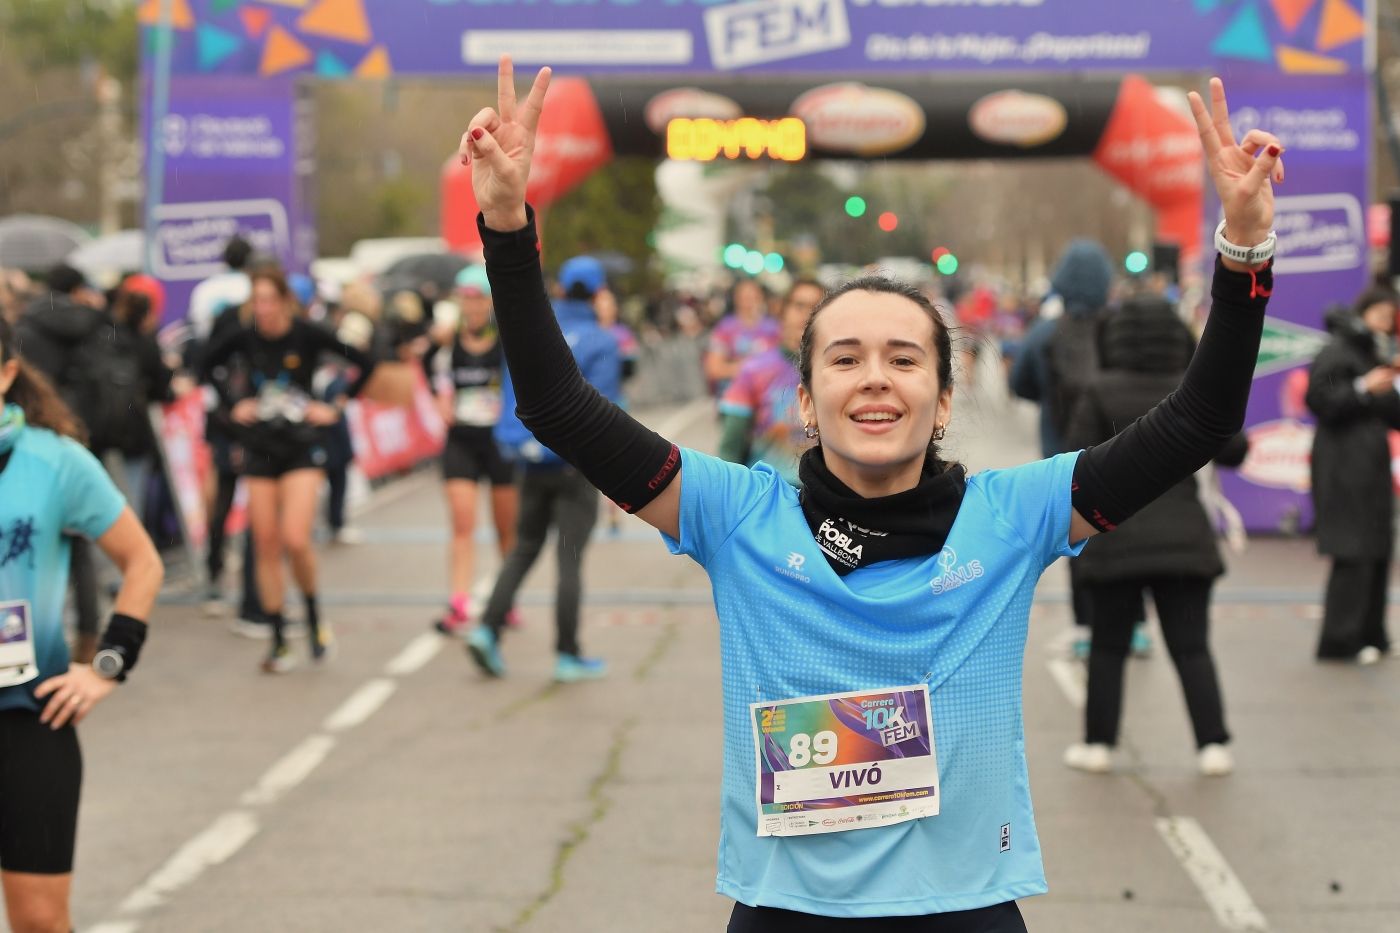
top-left (1156, 817), bottom-right (1269, 931)
top-left (385, 632), bottom-right (445, 676)
top-left (323, 678), bottom-right (398, 732)
top-left (1046, 658), bottom-right (1086, 709)
top-left (239, 735), bottom-right (338, 807)
top-left (88, 924), bottom-right (140, 933)
top-left (118, 810), bottom-right (260, 914)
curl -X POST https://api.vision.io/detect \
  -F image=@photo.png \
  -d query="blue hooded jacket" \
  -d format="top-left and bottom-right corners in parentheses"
top-left (1008, 239), bottom-right (1113, 455)
top-left (494, 297), bottom-right (622, 468)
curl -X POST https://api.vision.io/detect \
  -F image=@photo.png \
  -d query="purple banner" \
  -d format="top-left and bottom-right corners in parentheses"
top-left (143, 0), bottom-right (1369, 78)
top-left (1214, 74), bottom-right (1372, 533)
top-left (141, 76), bottom-right (315, 324)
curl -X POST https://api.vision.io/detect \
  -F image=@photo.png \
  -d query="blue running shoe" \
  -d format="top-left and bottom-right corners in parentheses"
top-left (1130, 623), bottom-right (1153, 659)
top-left (465, 626), bottom-right (506, 678)
top-left (553, 653), bottom-right (607, 683)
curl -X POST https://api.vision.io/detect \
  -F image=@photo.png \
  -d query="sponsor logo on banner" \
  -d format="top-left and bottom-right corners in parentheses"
top-left (1239, 419), bottom-right (1313, 493)
top-left (161, 113), bottom-right (286, 161)
top-left (1254, 317), bottom-right (1329, 380)
top-left (1230, 106), bottom-right (1361, 153)
top-left (968, 90), bottom-right (1067, 147)
top-left (706, 0), bottom-right (851, 70)
top-left (1268, 193), bottom-right (1364, 275)
top-left (152, 199), bottom-right (289, 281)
top-left (644, 88), bottom-right (743, 134)
top-left (790, 82), bottom-right (925, 155)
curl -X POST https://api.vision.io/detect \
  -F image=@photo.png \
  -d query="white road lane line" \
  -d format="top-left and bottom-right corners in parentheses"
top-left (240, 734), bottom-right (338, 807)
top-left (385, 632), bottom-right (445, 676)
top-left (323, 678), bottom-right (398, 732)
top-left (96, 631), bottom-right (433, 929)
top-left (118, 810), bottom-right (260, 914)
top-left (1045, 658), bottom-right (1086, 709)
top-left (1156, 817), bottom-right (1269, 931)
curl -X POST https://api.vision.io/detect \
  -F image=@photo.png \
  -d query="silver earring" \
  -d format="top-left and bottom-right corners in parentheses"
top-left (932, 425), bottom-right (946, 441)
top-left (804, 423), bottom-right (819, 440)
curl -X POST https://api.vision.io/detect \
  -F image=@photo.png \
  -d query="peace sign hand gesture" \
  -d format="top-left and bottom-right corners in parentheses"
top-left (1188, 77), bottom-right (1284, 268)
top-left (459, 55), bottom-right (552, 233)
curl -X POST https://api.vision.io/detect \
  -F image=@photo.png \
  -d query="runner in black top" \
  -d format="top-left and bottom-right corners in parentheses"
top-left (198, 268), bottom-right (377, 673)
top-left (428, 264), bottom-right (518, 634)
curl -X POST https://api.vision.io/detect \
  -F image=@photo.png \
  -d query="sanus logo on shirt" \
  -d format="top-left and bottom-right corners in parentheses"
top-left (930, 546), bottom-right (983, 595)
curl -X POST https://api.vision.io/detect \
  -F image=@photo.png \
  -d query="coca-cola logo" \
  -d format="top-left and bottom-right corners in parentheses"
top-left (645, 88), bottom-right (743, 135)
top-left (790, 83), bottom-right (925, 156)
top-left (1239, 419), bottom-right (1313, 493)
top-left (968, 90), bottom-right (1067, 148)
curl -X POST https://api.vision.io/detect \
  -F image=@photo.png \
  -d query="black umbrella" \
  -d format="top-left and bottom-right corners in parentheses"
top-left (377, 253), bottom-right (470, 297)
top-left (0, 215), bottom-right (93, 272)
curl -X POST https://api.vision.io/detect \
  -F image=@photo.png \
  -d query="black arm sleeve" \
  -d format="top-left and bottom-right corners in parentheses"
top-left (195, 325), bottom-right (244, 409)
top-left (1071, 257), bottom-right (1271, 532)
top-left (480, 208), bottom-right (680, 512)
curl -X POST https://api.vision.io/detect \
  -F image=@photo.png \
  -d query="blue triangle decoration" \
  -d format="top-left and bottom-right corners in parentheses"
top-left (196, 23), bottom-right (242, 71)
top-left (315, 50), bottom-right (351, 78)
top-left (1211, 2), bottom-right (1274, 61)
top-left (1193, 0), bottom-right (1219, 12)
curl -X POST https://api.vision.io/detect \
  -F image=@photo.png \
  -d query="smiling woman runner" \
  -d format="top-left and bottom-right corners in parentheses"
top-left (0, 317), bottom-right (163, 933)
top-left (461, 57), bottom-right (1283, 930)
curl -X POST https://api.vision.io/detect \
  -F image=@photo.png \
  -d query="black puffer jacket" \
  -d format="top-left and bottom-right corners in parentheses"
top-left (1305, 307), bottom-right (1400, 560)
top-left (1068, 295), bottom-right (1247, 583)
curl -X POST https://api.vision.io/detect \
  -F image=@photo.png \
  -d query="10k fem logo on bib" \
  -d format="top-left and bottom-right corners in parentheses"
top-left (751, 684), bottom-right (939, 837)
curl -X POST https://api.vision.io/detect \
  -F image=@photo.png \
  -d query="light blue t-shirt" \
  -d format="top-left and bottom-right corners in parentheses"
top-left (663, 448), bottom-right (1084, 917)
top-left (0, 426), bottom-right (126, 713)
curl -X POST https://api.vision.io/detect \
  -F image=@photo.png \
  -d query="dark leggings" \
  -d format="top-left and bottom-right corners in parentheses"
top-left (1317, 558), bottom-right (1390, 658)
top-left (728, 901), bottom-right (1026, 932)
top-left (207, 468), bottom-right (261, 618)
top-left (1085, 576), bottom-right (1229, 749)
top-left (483, 467), bottom-right (598, 656)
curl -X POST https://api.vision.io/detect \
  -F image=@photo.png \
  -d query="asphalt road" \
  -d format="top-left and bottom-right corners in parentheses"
top-left (69, 394), bottom-right (1399, 933)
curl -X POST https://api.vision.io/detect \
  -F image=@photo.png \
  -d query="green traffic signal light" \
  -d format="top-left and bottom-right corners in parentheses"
top-left (1125, 251), bottom-right (1149, 275)
top-left (844, 196), bottom-right (867, 218)
top-left (723, 243), bottom-right (747, 269)
top-left (763, 252), bottom-right (785, 274)
top-left (936, 253), bottom-right (959, 275)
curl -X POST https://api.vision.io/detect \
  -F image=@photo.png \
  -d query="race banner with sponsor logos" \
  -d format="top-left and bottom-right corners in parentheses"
top-left (1213, 74), bottom-right (1372, 533)
top-left (141, 0), bottom-right (1369, 77)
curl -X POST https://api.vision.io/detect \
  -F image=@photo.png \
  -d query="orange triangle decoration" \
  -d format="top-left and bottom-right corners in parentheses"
top-left (355, 45), bottom-right (391, 78)
top-left (259, 25), bottom-right (313, 76)
top-left (1277, 44), bottom-right (1348, 72)
top-left (137, 0), bottom-right (195, 30)
top-left (1316, 0), bottom-right (1366, 51)
top-left (1269, 0), bottom-right (1316, 33)
top-left (297, 0), bottom-right (372, 45)
top-left (239, 6), bottom-right (272, 38)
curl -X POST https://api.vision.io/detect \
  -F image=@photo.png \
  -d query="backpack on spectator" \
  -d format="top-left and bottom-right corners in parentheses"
top-left (1044, 312), bottom-right (1104, 443)
top-left (59, 324), bottom-right (147, 453)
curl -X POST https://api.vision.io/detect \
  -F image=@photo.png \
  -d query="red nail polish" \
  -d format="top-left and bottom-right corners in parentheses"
top-left (1267, 145), bottom-right (1280, 157)
top-left (471, 128), bottom-right (484, 141)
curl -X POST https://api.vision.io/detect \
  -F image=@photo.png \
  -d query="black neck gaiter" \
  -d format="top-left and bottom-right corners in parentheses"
top-left (797, 448), bottom-right (967, 576)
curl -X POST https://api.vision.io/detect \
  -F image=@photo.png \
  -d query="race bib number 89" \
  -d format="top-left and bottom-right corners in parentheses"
top-left (751, 684), bottom-right (938, 837)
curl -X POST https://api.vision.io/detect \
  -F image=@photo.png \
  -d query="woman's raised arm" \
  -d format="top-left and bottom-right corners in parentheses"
top-left (465, 57), bottom-right (682, 538)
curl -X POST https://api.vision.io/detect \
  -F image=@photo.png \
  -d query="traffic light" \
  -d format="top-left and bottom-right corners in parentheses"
top-left (1124, 250), bottom-right (1149, 275)
top-left (878, 212), bottom-right (898, 232)
top-left (743, 250), bottom-right (765, 275)
top-left (763, 252), bottom-right (785, 274)
top-left (936, 252), bottom-right (958, 275)
top-left (844, 196), bottom-right (867, 218)
top-left (723, 243), bottom-right (748, 269)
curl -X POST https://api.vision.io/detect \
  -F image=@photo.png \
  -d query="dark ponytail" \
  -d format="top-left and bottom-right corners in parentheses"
top-left (0, 317), bottom-right (86, 442)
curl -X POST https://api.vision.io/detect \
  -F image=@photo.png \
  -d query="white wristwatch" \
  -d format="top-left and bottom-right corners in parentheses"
top-left (1215, 219), bottom-right (1276, 266)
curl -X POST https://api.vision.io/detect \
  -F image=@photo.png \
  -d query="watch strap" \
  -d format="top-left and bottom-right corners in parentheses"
top-left (1215, 219), bottom-right (1277, 265)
